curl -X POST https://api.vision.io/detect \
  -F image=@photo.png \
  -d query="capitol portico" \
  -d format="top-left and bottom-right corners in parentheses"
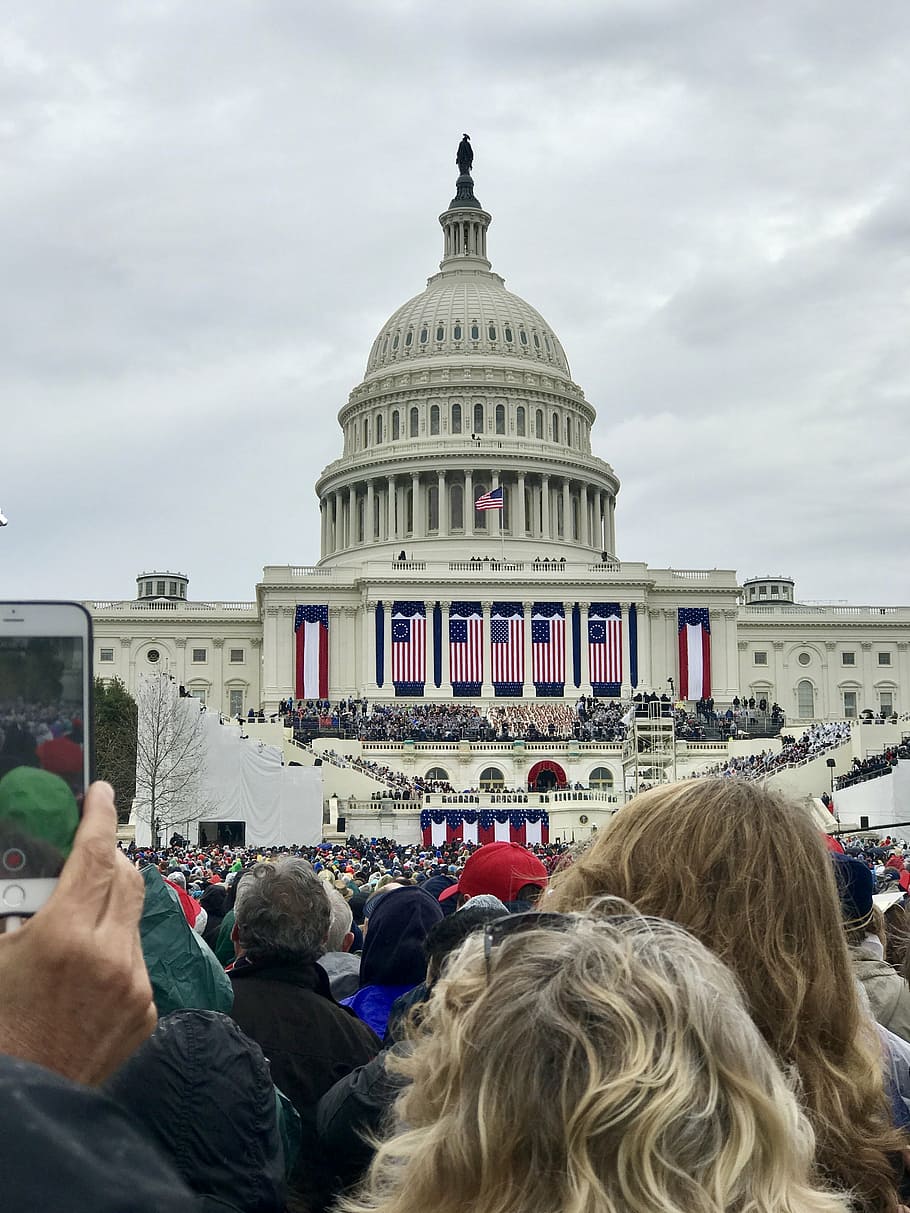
top-left (86, 144), bottom-right (910, 837)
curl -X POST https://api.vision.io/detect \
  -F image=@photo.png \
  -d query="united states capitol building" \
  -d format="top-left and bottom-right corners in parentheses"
top-left (89, 145), bottom-right (910, 841)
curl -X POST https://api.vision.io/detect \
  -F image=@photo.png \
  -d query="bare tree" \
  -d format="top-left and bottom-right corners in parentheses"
top-left (133, 673), bottom-right (215, 846)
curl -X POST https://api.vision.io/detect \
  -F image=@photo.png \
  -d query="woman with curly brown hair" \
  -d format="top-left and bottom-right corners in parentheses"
top-left (341, 911), bottom-right (851, 1213)
top-left (547, 778), bottom-right (907, 1212)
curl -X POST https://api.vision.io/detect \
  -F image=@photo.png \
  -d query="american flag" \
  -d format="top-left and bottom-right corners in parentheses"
top-left (449, 603), bottom-right (483, 687)
top-left (532, 609), bottom-right (565, 685)
top-left (678, 607), bottom-right (711, 700)
top-left (475, 486), bottom-right (504, 511)
top-left (589, 606), bottom-right (621, 687)
top-left (392, 610), bottom-right (426, 685)
top-left (491, 605), bottom-right (524, 686)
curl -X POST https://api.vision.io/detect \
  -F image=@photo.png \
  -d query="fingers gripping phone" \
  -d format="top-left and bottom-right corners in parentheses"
top-left (0, 603), bottom-right (93, 920)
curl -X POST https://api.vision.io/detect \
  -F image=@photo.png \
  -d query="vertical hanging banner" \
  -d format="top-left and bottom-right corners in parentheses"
top-left (433, 603), bottom-right (443, 689)
top-left (678, 607), bottom-right (711, 700)
top-left (628, 604), bottom-right (638, 689)
top-left (531, 603), bottom-right (565, 696)
top-left (374, 602), bottom-right (384, 689)
top-left (491, 602), bottom-right (524, 697)
top-left (392, 601), bottom-right (426, 696)
top-left (571, 603), bottom-right (581, 689)
top-left (449, 601), bottom-right (482, 696)
top-left (294, 605), bottom-right (329, 699)
top-left (588, 603), bottom-right (621, 697)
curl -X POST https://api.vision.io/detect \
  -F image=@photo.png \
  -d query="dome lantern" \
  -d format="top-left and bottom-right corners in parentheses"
top-left (439, 137), bottom-right (492, 272)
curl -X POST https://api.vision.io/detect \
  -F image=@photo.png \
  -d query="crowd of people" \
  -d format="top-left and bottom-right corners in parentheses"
top-left (838, 741), bottom-right (910, 790)
top-left (12, 774), bottom-right (910, 1211)
top-left (697, 719), bottom-right (853, 781)
top-left (0, 698), bottom-right (84, 788)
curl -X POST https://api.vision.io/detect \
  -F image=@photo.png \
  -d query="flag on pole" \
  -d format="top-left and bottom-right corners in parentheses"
top-left (491, 602), bottom-right (524, 694)
top-left (449, 601), bottom-right (483, 693)
top-left (392, 601), bottom-right (426, 694)
top-left (475, 486), bottom-right (504, 511)
top-left (532, 604), bottom-right (565, 692)
top-left (588, 604), bottom-right (622, 693)
top-left (678, 607), bottom-right (711, 700)
top-left (294, 605), bottom-right (329, 699)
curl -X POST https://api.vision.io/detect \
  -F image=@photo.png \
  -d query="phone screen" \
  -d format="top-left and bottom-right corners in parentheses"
top-left (0, 631), bottom-right (88, 901)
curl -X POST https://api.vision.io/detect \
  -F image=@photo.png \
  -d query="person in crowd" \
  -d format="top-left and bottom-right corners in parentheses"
top-left (340, 911), bottom-right (853, 1213)
top-left (547, 779), bottom-right (907, 1212)
top-left (199, 880), bottom-right (229, 951)
top-left (833, 856), bottom-right (910, 1045)
top-left (320, 884), bottom-right (362, 999)
top-left (341, 886), bottom-right (443, 1037)
top-left (438, 839), bottom-right (549, 909)
top-left (228, 857), bottom-right (380, 1211)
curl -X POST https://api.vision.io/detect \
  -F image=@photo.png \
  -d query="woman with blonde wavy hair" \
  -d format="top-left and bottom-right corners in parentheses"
top-left (547, 778), bottom-right (906, 1211)
top-left (341, 911), bottom-right (850, 1213)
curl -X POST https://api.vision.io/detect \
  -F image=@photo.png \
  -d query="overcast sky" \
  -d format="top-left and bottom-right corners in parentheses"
top-left (2, 0), bottom-right (909, 605)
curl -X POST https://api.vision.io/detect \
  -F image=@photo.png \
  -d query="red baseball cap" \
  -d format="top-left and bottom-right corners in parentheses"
top-left (441, 842), bottom-right (548, 904)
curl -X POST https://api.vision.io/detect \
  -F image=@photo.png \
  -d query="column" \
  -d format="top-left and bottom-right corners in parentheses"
top-left (607, 497), bottom-right (616, 553)
top-left (213, 638), bottom-right (225, 712)
top-left (438, 471), bottom-right (448, 538)
top-left (579, 602), bottom-right (593, 695)
top-left (348, 486), bottom-right (357, 548)
top-left (620, 603), bottom-right (632, 698)
top-left (522, 599), bottom-right (534, 696)
top-left (263, 607), bottom-right (279, 700)
top-left (517, 472), bottom-right (526, 537)
top-left (465, 469), bottom-right (473, 536)
top-left (319, 499), bottom-right (326, 557)
top-left (724, 609), bottom-right (739, 699)
top-left (425, 600), bottom-right (435, 692)
top-left (580, 484), bottom-right (589, 547)
top-left (329, 605), bottom-right (343, 698)
top-left (861, 642), bottom-right (874, 711)
top-left (541, 475), bottom-right (551, 539)
top-left (636, 603), bottom-right (652, 690)
top-left (481, 601), bottom-right (494, 698)
top-left (898, 643), bottom-right (909, 714)
top-left (332, 491), bottom-right (342, 553)
top-left (441, 600), bottom-right (451, 689)
top-left (564, 600), bottom-right (574, 695)
top-left (366, 480), bottom-right (375, 544)
top-left (772, 641), bottom-right (784, 705)
top-left (562, 479), bottom-right (571, 543)
top-left (384, 601), bottom-right (393, 695)
top-left (412, 472), bottom-right (422, 539)
top-left (365, 599), bottom-right (378, 695)
top-left (386, 476), bottom-right (395, 541)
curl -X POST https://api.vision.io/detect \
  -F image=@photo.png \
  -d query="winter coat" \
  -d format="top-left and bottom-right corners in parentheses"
top-left (851, 939), bottom-right (910, 1044)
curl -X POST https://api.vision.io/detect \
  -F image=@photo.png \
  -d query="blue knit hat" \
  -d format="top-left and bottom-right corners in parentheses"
top-left (832, 853), bottom-right (874, 933)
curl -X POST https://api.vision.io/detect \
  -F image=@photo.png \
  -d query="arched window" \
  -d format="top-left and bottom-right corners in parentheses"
top-left (405, 329), bottom-right (413, 348)
top-left (405, 487), bottom-right (413, 534)
top-left (425, 766), bottom-right (449, 783)
top-left (500, 484), bottom-right (510, 532)
top-left (552, 412), bottom-right (559, 442)
top-left (392, 332), bottom-right (400, 351)
top-left (533, 332), bottom-right (541, 350)
top-left (362, 418), bottom-right (369, 448)
top-left (566, 416), bottom-right (572, 446)
top-left (419, 326), bottom-right (428, 345)
top-left (474, 483), bottom-right (488, 530)
top-left (488, 324), bottom-right (497, 341)
top-left (450, 482), bottom-right (464, 530)
top-left (504, 326), bottom-right (513, 343)
top-left (556, 493), bottom-right (564, 537)
top-left (473, 402), bottom-right (484, 433)
top-left (436, 325), bottom-right (445, 342)
top-left (589, 767), bottom-right (614, 790)
top-left (376, 414), bottom-right (383, 444)
top-left (451, 402), bottom-right (462, 434)
top-left (409, 407), bottom-right (419, 437)
top-left (797, 680), bottom-right (814, 718)
top-left (470, 323), bottom-right (480, 341)
top-left (516, 405), bottom-right (526, 436)
top-left (357, 497), bottom-right (365, 544)
top-left (427, 484), bottom-right (439, 531)
top-left (479, 766), bottom-right (505, 790)
top-left (392, 410), bottom-right (400, 440)
top-left (572, 497), bottom-right (579, 540)
top-left (373, 495), bottom-right (381, 540)
top-left (453, 323), bottom-right (462, 341)
top-left (524, 486), bottom-right (533, 536)
top-left (382, 334), bottom-right (389, 357)
top-left (535, 409), bottom-right (544, 439)
top-left (430, 404), bottom-right (440, 435)
top-left (519, 329), bottom-right (528, 346)
top-left (495, 403), bottom-right (505, 434)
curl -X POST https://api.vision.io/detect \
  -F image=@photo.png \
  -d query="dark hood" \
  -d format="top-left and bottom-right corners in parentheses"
top-left (360, 887), bottom-right (443, 987)
top-left (105, 1009), bottom-right (285, 1213)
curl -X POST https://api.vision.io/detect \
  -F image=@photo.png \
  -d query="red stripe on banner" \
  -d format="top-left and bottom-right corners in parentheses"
top-left (479, 823), bottom-right (495, 846)
top-left (295, 624), bottom-right (305, 699)
top-left (318, 621), bottom-right (329, 699)
top-left (678, 625), bottom-right (688, 699)
top-left (542, 823), bottom-right (549, 844)
top-left (447, 822), bottom-right (464, 844)
top-left (509, 823), bottom-right (527, 846)
top-left (422, 825), bottom-right (431, 847)
top-left (701, 624), bottom-right (712, 698)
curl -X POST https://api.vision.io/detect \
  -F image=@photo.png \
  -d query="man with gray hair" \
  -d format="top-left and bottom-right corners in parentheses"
top-left (319, 885), bottom-right (361, 1000)
top-left (228, 859), bottom-right (379, 1212)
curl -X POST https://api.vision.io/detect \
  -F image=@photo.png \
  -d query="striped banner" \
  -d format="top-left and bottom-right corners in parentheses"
top-left (294, 605), bottom-right (329, 699)
top-left (491, 601), bottom-right (524, 696)
top-left (532, 603), bottom-right (565, 695)
top-left (392, 601), bottom-right (426, 696)
top-left (449, 601), bottom-right (483, 695)
top-left (589, 603), bottom-right (621, 696)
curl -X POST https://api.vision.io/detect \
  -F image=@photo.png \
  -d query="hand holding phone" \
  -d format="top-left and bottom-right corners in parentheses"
top-left (0, 781), bottom-right (156, 1084)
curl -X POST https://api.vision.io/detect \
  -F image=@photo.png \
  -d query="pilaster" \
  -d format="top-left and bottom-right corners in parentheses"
top-left (620, 603), bottom-right (632, 698)
top-left (481, 601), bottom-right (494, 698)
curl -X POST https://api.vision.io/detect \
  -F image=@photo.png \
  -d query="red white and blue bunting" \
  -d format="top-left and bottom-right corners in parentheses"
top-left (420, 809), bottom-right (549, 848)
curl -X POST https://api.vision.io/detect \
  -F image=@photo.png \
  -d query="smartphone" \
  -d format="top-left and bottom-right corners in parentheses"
top-left (0, 602), bottom-right (93, 918)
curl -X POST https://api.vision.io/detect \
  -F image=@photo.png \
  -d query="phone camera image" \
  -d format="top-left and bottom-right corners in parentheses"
top-left (0, 633), bottom-right (86, 898)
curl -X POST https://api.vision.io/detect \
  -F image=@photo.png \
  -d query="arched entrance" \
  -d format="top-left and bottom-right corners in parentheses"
top-left (527, 759), bottom-right (568, 791)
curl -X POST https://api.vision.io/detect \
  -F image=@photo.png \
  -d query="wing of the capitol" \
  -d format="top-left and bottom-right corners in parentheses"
top-left (87, 145), bottom-right (910, 844)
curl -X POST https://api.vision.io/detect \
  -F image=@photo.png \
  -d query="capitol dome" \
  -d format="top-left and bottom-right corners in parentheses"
top-left (315, 144), bottom-right (620, 568)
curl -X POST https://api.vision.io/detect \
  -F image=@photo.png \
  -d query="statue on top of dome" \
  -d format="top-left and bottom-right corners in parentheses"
top-left (456, 134), bottom-right (473, 176)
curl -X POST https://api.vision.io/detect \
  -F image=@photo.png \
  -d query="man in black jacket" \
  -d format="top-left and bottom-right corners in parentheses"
top-left (229, 859), bottom-right (380, 1212)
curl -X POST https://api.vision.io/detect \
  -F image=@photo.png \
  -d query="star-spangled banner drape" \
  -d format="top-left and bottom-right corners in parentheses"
top-left (589, 603), bottom-right (621, 696)
top-left (420, 808), bottom-right (549, 848)
top-left (678, 607), bottom-right (711, 700)
top-left (491, 601), bottom-right (523, 696)
top-left (294, 605), bottom-right (329, 699)
top-left (532, 602), bottom-right (565, 695)
top-left (449, 600), bottom-right (482, 695)
top-left (392, 601), bottom-right (426, 696)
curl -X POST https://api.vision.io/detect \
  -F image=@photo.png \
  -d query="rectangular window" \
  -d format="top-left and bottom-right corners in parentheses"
top-left (842, 652), bottom-right (855, 666)
top-left (753, 651), bottom-right (768, 666)
top-left (229, 689), bottom-right (244, 716)
top-left (99, 647), bottom-right (114, 663)
top-left (229, 648), bottom-right (244, 663)
top-left (156, 581), bottom-right (166, 596)
top-left (192, 648), bottom-right (207, 663)
top-left (843, 690), bottom-right (857, 718)
top-left (880, 691), bottom-right (894, 715)
top-left (758, 585), bottom-right (767, 595)
top-left (145, 582), bottom-right (153, 596)
top-left (878, 652), bottom-right (892, 666)
top-left (770, 585), bottom-right (779, 595)
top-left (169, 581), bottom-right (177, 596)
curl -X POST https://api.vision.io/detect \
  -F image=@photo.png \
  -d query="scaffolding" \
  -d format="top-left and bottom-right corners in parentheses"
top-left (622, 700), bottom-right (677, 797)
